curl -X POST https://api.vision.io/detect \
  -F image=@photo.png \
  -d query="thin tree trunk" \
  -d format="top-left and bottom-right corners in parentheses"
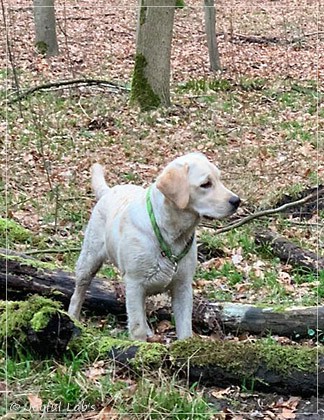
top-left (204, 0), bottom-right (221, 71)
top-left (131, 0), bottom-right (176, 110)
top-left (33, 0), bottom-right (59, 57)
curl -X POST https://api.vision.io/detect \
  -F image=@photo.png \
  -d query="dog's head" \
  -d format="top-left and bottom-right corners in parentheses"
top-left (156, 152), bottom-right (240, 219)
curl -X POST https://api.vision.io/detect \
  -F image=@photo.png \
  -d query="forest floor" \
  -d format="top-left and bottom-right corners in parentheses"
top-left (1, 0), bottom-right (324, 418)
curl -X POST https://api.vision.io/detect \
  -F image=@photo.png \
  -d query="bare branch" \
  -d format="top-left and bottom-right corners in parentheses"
top-left (24, 247), bottom-right (80, 255)
top-left (202, 187), bottom-right (323, 234)
top-left (8, 78), bottom-right (130, 104)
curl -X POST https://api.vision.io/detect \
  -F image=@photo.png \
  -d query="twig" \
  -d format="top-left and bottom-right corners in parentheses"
top-left (30, 112), bottom-right (53, 191)
top-left (24, 247), bottom-right (81, 255)
top-left (8, 79), bottom-right (130, 104)
top-left (54, 185), bottom-right (60, 233)
top-left (222, 31), bottom-right (324, 45)
top-left (202, 188), bottom-right (323, 234)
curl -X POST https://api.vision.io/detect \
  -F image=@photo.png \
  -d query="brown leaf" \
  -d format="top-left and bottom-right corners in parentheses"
top-left (211, 387), bottom-right (231, 399)
top-left (156, 320), bottom-right (173, 333)
top-left (28, 394), bottom-right (42, 411)
top-left (147, 334), bottom-right (164, 343)
top-left (279, 408), bottom-right (296, 419)
top-left (85, 366), bottom-right (106, 381)
top-left (97, 406), bottom-right (119, 420)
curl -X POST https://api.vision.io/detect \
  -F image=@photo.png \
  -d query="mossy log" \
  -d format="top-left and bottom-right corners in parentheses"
top-left (62, 332), bottom-right (324, 397)
top-left (0, 296), bottom-right (77, 357)
top-left (1, 252), bottom-right (324, 339)
top-left (169, 338), bottom-right (324, 397)
top-left (255, 229), bottom-right (324, 272)
top-left (2, 295), bottom-right (323, 397)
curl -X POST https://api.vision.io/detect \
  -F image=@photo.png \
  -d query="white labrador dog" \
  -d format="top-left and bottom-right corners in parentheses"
top-left (68, 153), bottom-right (240, 341)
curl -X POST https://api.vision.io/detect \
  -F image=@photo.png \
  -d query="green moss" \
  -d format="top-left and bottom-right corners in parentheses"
top-left (140, 4), bottom-right (147, 25)
top-left (260, 341), bottom-right (316, 374)
top-left (130, 53), bottom-right (161, 111)
top-left (170, 337), bottom-right (319, 376)
top-left (30, 306), bottom-right (58, 332)
top-left (0, 253), bottom-right (57, 271)
top-left (69, 331), bottom-right (167, 368)
top-left (0, 218), bottom-right (36, 247)
top-left (175, 0), bottom-right (185, 8)
top-left (132, 342), bottom-right (168, 368)
top-left (68, 329), bottom-right (127, 360)
top-left (35, 41), bottom-right (48, 55)
top-left (0, 296), bottom-right (62, 347)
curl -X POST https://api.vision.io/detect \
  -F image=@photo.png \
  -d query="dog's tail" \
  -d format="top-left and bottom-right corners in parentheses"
top-left (91, 163), bottom-right (110, 200)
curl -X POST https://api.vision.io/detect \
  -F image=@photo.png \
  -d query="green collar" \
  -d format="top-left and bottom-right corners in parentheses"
top-left (146, 186), bottom-right (194, 264)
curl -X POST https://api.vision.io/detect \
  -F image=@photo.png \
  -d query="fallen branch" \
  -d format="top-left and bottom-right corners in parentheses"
top-left (8, 78), bottom-right (130, 104)
top-left (202, 187), bottom-right (323, 234)
top-left (255, 229), bottom-right (324, 272)
top-left (226, 32), bottom-right (324, 45)
top-left (24, 247), bottom-right (81, 255)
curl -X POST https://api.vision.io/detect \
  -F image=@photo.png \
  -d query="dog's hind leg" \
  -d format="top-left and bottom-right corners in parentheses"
top-left (68, 221), bottom-right (105, 320)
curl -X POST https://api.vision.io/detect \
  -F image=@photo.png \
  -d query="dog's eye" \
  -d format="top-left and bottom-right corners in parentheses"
top-left (200, 180), bottom-right (212, 189)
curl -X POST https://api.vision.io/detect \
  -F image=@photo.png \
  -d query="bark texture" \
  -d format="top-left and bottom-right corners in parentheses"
top-left (131, 0), bottom-right (176, 110)
top-left (204, 0), bottom-right (221, 71)
top-left (33, 0), bottom-right (59, 56)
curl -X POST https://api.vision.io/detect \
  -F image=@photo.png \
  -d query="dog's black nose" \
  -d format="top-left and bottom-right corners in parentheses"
top-left (229, 196), bottom-right (241, 209)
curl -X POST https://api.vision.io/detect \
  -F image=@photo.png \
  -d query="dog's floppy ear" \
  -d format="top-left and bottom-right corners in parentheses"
top-left (156, 164), bottom-right (190, 209)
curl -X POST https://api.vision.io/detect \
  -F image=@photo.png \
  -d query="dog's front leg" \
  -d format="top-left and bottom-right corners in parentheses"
top-left (125, 280), bottom-right (150, 341)
top-left (171, 280), bottom-right (193, 340)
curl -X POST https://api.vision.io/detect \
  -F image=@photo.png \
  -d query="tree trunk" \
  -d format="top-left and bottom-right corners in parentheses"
top-left (33, 0), bottom-right (59, 57)
top-left (255, 229), bottom-right (324, 272)
top-left (204, 0), bottom-right (221, 71)
top-left (131, 0), bottom-right (176, 110)
top-left (2, 252), bottom-right (323, 339)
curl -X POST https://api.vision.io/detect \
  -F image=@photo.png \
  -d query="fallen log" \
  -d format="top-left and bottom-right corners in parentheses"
top-left (1, 297), bottom-right (322, 397)
top-left (106, 338), bottom-right (324, 397)
top-left (255, 229), bottom-right (324, 272)
top-left (0, 296), bottom-right (78, 357)
top-left (1, 252), bottom-right (324, 339)
top-left (0, 251), bottom-right (126, 317)
top-left (193, 301), bottom-right (324, 339)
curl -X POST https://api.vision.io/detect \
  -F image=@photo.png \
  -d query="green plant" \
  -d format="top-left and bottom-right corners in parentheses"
top-left (119, 377), bottom-right (215, 419)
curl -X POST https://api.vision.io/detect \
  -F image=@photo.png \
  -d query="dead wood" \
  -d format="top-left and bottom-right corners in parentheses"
top-left (8, 78), bottom-right (129, 103)
top-left (104, 339), bottom-right (324, 397)
top-left (202, 186), bottom-right (323, 234)
top-left (255, 229), bottom-right (324, 272)
top-left (1, 297), bottom-right (77, 357)
top-left (2, 252), bottom-right (323, 339)
top-left (0, 251), bottom-right (126, 317)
